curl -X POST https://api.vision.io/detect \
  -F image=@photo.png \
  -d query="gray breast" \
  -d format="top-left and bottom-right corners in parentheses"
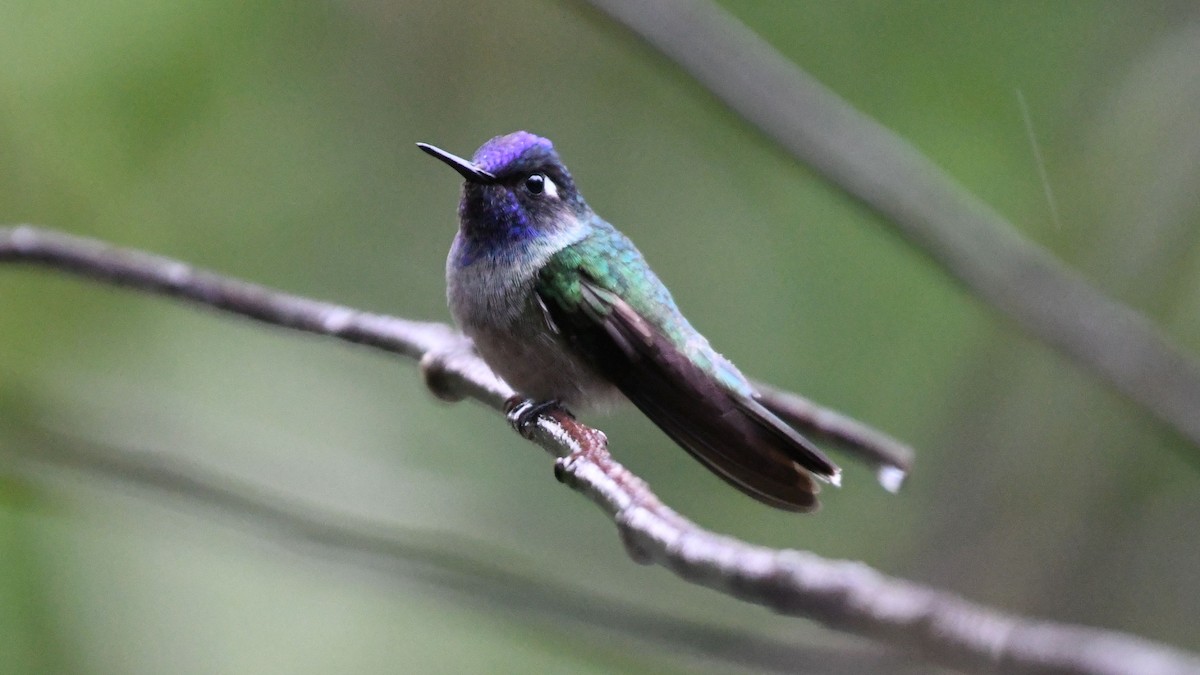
top-left (446, 235), bottom-right (622, 410)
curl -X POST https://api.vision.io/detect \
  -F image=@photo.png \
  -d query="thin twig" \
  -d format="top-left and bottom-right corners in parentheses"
top-left (0, 225), bottom-right (512, 407)
top-left (1015, 88), bottom-right (1063, 232)
top-left (0, 225), bottom-right (907, 476)
top-left (2, 225), bottom-right (1198, 674)
top-left (583, 0), bottom-right (1200, 459)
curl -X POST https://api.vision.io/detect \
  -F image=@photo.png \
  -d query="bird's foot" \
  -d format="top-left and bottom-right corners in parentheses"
top-left (504, 397), bottom-right (570, 439)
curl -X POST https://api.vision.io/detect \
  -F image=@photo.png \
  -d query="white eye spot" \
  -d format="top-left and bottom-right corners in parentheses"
top-left (524, 173), bottom-right (559, 199)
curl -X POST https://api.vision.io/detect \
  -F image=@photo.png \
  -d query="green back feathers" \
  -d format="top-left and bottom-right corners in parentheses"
top-left (538, 219), bottom-right (681, 328)
top-left (537, 218), bottom-right (753, 396)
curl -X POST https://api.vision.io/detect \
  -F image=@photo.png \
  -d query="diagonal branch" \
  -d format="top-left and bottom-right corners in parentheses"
top-left (5, 428), bottom-right (911, 675)
top-left (2, 225), bottom-right (1198, 674)
top-left (583, 0), bottom-right (1200, 460)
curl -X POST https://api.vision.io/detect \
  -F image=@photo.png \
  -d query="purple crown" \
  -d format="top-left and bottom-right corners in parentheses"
top-left (472, 131), bottom-right (555, 173)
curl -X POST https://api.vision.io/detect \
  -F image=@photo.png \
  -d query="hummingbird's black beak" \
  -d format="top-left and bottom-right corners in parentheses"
top-left (416, 142), bottom-right (497, 184)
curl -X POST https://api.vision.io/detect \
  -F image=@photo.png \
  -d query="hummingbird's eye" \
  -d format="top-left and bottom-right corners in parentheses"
top-left (524, 173), bottom-right (558, 199)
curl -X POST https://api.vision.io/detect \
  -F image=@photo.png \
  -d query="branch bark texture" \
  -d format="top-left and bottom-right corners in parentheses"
top-left (8, 429), bottom-right (914, 675)
top-left (584, 0), bottom-right (1200, 457)
top-left (3, 225), bottom-right (1198, 675)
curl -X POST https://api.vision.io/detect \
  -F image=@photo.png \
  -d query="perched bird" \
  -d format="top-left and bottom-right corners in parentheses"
top-left (418, 132), bottom-right (840, 512)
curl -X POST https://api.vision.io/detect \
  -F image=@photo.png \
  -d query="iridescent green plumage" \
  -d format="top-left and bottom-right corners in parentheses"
top-left (538, 215), bottom-right (749, 394)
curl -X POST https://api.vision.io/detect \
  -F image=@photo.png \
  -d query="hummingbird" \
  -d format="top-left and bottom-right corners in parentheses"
top-left (418, 131), bottom-right (840, 512)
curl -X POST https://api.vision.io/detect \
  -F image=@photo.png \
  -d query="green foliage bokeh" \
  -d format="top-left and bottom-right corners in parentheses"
top-left (2, 2), bottom-right (1198, 673)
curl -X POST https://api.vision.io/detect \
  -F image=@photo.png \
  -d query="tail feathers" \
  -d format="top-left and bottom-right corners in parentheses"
top-left (737, 395), bottom-right (841, 485)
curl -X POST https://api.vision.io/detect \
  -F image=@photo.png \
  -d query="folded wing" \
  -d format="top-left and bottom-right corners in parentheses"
top-left (538, 274), bottom-right (839, 512)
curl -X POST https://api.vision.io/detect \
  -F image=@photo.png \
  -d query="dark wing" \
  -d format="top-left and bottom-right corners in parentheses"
top-left (540, 276), bottom-right (838, 512)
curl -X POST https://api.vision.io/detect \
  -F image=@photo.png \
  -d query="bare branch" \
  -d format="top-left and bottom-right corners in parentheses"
top-left (0, 225), bottom-right (513, 408)
top-left (583, 0), bottom-right (1200, 459)
top-left (0, 225), bottom-right (903, 476)
top-left (513, 409), bottom-right (1199, 675)
top-left (6, 428), bottom-right (912, 675)
top-left (3, 225), bottom-right (1198, 674)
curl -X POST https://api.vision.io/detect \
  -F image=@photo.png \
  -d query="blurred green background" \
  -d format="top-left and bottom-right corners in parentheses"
top-left (2, 1), bottom-right (1199, 673)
